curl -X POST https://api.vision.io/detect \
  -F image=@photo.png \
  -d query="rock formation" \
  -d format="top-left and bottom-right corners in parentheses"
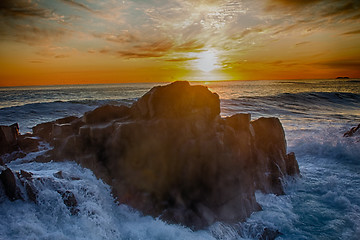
top-left (0, 81), bottom-right (300, 229)
top-left (0, 166), bottom-right (79, 215)
top-left (0, 123), bottom-right (39, 165)
top-left (343, 124), bottom-right (360, 137)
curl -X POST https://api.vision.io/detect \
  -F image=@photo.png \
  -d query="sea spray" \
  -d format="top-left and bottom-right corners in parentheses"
top-left (1, 79), bottom-right (360, 239)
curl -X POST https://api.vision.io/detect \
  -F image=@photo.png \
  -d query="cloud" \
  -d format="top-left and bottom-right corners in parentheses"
top-left (93, 31), bottom-right (138, 44)
top-left (94, 29), bottom-right (206, 59)
top-left (265, 0), bottom-right (321, 11)
top-left (174, 40), bottom-right (204, 52)
top-left (0, 0), bottom-right (52, 18)
top-left (9, 25), bottom-right (68, 44)
top-left (60, 0), bottom-right (95, 13)
top-left (322, 2), bottom-right (359, 17)
top-left (342, 29), bottom-right (360, 35)
top-left (236, 27), bottom-right (263, 39)
top-left (116, 50), bottom-right (164, 59)
top-left (268, 0), bottom-right (321, 8)
top-left (165, 57), bottom-right (198, 62)
top-left (29, 60), bottom-right (44, 64)
top-left (346, 13), bottom-right (360, 21)
top-left (295, 41), bottom-right (310, 46)
top-left (267, 0), bottom-right (360, 18)
top-left (317, 59), bottom-right (360, 70)
top-left (54, 54), bottom-right (70, 58)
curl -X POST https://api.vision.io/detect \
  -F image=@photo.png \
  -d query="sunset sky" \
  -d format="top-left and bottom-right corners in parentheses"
top-left (0, 0), bottom-right (359, 86)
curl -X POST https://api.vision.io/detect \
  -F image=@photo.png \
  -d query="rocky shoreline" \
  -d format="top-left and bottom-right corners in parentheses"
top-left (1, 81), bottom-right (300, 231)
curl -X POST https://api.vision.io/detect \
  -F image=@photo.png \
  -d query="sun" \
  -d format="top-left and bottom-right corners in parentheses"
top-left (194, 50), bottom-right (220, 72)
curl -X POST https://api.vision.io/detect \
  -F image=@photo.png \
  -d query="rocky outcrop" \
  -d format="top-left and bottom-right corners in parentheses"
top-left (0, 123), bottom-right (20, 155)
top-left (0, 167), bottom-right (37, 202)
top-left (0, 123), bottom-right (40, 164)
top-left (343, 124), bottom-right (360, 137)
top-left (0, 167), bottom-right (79, 214)
top-left (4, 81), bottom-right (300, 229)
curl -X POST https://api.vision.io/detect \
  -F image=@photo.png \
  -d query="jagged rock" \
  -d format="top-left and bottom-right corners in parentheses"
top-left (17, 134), bottom-right (39, 153)
top-left (84, 104), bottom-right (130, 124)
top-left (251, 117), bottom-right (288, 195)
top-left (32, 116), bottom-right (81, 143)
top-left (17, 170), bottom-right (37, 202)
top-left (131, 81), bottom-right (220, 119)
top-left (53, 171), bottom-right (64, 179)
top-left (285, 152), bottom-right (300, 176)
top-left (343, 124), bottom-right (360, 137)
top-left (0, 168), bottom-right (38, 203)
top-left (0, 124), bottom-right (40, 163)
top-left (58, 190), bottom-right (79, 215)
top-left (0, 167), bottom-right (82, 207)
top-left (0, 123), bottom-right (20, 155)
top-left (0, 168), bottom-right (23, 201)
top-left (259, 228), bottom-right (283, 240)
top-left (27, 81), bottom-right (299, 229)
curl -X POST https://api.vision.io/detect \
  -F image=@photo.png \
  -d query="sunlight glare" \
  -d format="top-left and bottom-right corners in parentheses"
top-left (194, 50), bottom-right (219, 72)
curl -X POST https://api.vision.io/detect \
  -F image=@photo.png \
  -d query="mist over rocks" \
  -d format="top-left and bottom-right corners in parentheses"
top-left (0, 81), bottom-right (300, 229)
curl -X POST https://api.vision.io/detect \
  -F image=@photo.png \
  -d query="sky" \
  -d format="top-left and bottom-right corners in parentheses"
top-left (0, 0), bottom-right (359, 86)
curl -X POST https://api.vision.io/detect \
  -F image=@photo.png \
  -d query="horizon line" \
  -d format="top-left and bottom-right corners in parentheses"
top-left (1, 77), bottom-right (358, 88)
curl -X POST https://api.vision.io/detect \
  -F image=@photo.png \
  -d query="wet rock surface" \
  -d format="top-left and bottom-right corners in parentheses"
top-left (0, 167), bottom-right (79, 214)
top-left (1, 81), bottom-right (300, 229)
top-left (343, 124), bottom-right (360, 137)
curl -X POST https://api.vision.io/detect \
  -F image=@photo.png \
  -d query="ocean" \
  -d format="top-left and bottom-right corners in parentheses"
top-left (0, 79), bottom-right (359, 239)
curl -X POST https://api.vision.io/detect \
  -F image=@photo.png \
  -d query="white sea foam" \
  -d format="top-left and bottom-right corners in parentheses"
top-left (1, 79), bottom-right (359, 239)
top-left (1, 161), bottom-right (216, 240)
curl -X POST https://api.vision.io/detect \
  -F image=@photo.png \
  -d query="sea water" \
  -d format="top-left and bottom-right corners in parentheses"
top-left (0, 79), bottom-right (359, 239)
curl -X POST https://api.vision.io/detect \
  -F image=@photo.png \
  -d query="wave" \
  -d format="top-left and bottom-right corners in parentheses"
top-left (239, 92), bottom-right (360, 110)
top-left (287, 125), bottom-right (360, 166)
top-left (221, 92), bottom-right (360, 123)
top-left (0, 99), bottom-right (137, 133)
top-left (0, 161), bottom-right (214, 240)
top-left (272, 92), bottom-right (359, 107)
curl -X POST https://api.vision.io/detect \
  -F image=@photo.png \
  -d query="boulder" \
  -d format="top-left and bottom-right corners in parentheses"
top-left (0, 168), bottom-right (23, 201)
top-left (0, 167), bottom-right (80, 207)
top-left (0, 124), bottom-right (40, 163)
top-left (84, 104), bottom-right (130, 124)
top-left (251, 117), bottom-right (288, 195)
top-left (58, 190), bottom-right (79, 215)
top-left (28, 81), bottom-right (299, 229)
top-left (17, 134), bottom-right (40, 153)
top-left (32, 116), bottom-right (81, 143)
top-left (343, 124), bottom-right (360, 137)
top-left (285, 152), bottom-right (300, 176)
top-left (259, 228), bottom-right (283, 240)
top-left (131, 81), bottom-right (220, 119)
top-left (0, 123), bottom-right (20, 155)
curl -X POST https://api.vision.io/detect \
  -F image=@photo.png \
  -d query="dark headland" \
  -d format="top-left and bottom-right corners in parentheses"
top-left (1, 81), bottom-right (300, 233)
top-left (336, 76), bottom-right (350, 79)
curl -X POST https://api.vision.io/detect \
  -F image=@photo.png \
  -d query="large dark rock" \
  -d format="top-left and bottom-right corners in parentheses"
top-left (0, 123), bottom-right (20, 155)
top-left (0, 167), bottom-right (23, 201)
top-left (0, 123), bottom-right (40, 164)
top-left (27, 81), bottom-right (299, 229)
top-left (0, 167), bottom-right (81, 212)
top-left (32, 116), bottom-right (81, 143)
top-left (84, 104), bottom-right (130, 124)
top-left (131, 81), bottom-right (220, 119)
